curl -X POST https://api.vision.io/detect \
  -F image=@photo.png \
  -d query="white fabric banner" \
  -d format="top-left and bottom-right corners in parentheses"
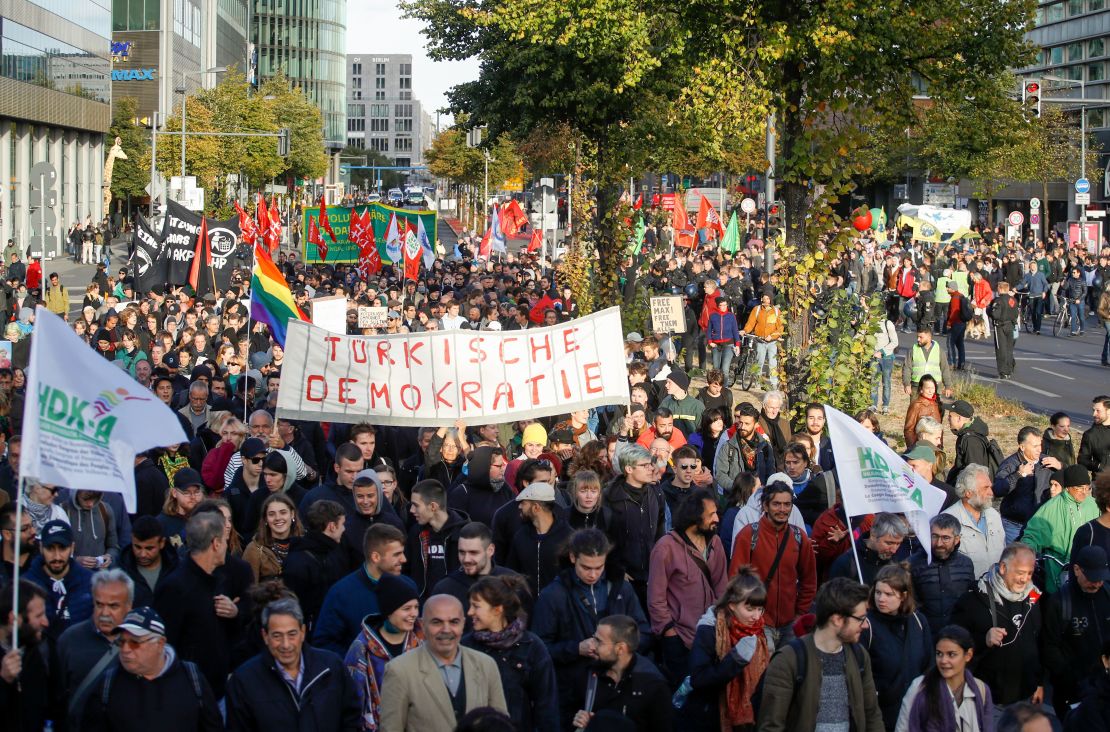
top-left (277, 307), bottom-right (630, 426)
top-left (22, 307), bottom-right (189, 511)
top-left (825, 405), bottom-right (946, 564)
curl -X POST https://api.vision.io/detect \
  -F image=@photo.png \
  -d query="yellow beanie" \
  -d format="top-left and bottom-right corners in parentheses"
top-left (522, 423), bottom-right (548, 447)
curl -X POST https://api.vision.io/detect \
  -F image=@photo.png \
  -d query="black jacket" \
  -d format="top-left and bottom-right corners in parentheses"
top-left (604, 476), bottom-right (665, 584)
top-left (431, 564), bottom-right (521, 621)
top-left (505, 516), bottom-right (574, 597)
top-left (575, 654), bottom-right (672, 732)
top-left (1078, 423), bottom-right (1110, 475)
top-left (860, 609), bottom-right (933, 729)
top-left (281, 531), bottom-right (349, 630)
top-left (447, 446), bottom-right (515, 528)
top-left (225, 646), bottom-right (360, 732)
top-left (462, 630), bottom-right (560, 732)
top-left (1041, 581), bottom-right (1110, 702)
top-left (405, 508), bottom-right (469, 599)
top-left (909, 548), bottom-right (977, 637)
top-left (1065, 668), bottom-right (1110, 732)
top-left (952, 583), bottom-right (1044, 704)
top-left (0, 636), bottom-right (53, 732)
top-left (947, 418), bottom-right (994, 483)
top-left (153, 555), bottom-right (242, 698)
top-left (118, 542), bottom-right (180, 607)
top-left (83, 655), bottom-right (222, 732)
top-left (684, 619), bottom-right (749, 731)
top-left (828, 537), bottom-right (908, 586)
top-left (133, 457), bottom-right (170, 518)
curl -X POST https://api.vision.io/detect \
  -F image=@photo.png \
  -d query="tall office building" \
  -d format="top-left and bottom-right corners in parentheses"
top-left (345, 53), bottom-right (435, 173)
top-left (1, 0), bottom-right (112, 256)
top-left (252, 0), bottom-right (346, 150)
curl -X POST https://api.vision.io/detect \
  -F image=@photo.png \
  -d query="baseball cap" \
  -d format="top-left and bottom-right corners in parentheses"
top-left (114, 606), bottom-right (167, 639)
top-left (40, 519), bottom-right (74, 547)
top-left (950, 400), bottom-right (974, 419)
top-left (162, 352), bottom-right (180, 370)
top-left (625, 332), bottom-right (644, 343)
top-left (353, 469), bottom-right (382, 488)
top-left (173, 467), bottom-right (204, 491)
top-left (902, 444), bottom-right (937, 462)
top-left (240, 437), bottom-right (267, 459)
top-left (515, 481), bottom-right (557, 503)
top-left (549, 428), bottom-right (576, 446)
top-left (1074, 545), bottom-right (1110, 582)
top-left (387, 310), bottom-right (401, 319)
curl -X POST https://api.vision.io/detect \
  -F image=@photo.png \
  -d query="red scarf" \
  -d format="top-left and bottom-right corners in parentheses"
top-left (715, 612), bottom-right (769, 729)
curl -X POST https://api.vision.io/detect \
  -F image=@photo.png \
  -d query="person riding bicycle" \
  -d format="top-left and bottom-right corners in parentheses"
top-left (740, 290), bottom-right (783, 391)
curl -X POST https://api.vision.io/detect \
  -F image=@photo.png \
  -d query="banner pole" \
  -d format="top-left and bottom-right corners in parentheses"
top-left (10, 475), bottom-right (25, 653)
top-left (849, 526), bottom-right (865, 584)
top-left (243, 245), bottom-right (257, 423)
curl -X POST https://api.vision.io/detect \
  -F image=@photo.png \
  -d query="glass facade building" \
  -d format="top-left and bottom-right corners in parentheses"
top-left (1, 0), bottom-right (112, 257)
top-left (252, 0), bottom-right (346, 148)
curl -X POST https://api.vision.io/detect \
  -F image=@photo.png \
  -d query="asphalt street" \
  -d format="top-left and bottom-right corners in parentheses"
top-left (897, 318), bottom-right (1108, 429)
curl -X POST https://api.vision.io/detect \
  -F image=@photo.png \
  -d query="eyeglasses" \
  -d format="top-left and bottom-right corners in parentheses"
top-left (118, 635), bottom-right (160, 649)
top-left (845, 613), bottom-right (870, 626)
top-left (633, 462), bottom-right (653, 469)
top-left (175, 487), bottom-right (205, 497)
top-left (247, 456), bottom-right (265, 464)
top-left (677, 463), bottom-right (698, 470)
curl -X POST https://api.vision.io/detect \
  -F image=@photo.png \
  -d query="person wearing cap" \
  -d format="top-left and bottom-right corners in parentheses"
top-left (504, 481), bottom-right (573, 597)
top-left (945, 400), bottom-right (995, 485)
top-left (344, 573), bottom-right (424, 730)
top-left (1041, 544), bottom-right (1110, 712)
top-left (157, 467), bottom-right (207, 549)
top-left (903, 442), bottom-right (959, 509)
top-left (226, 437), bottom-right (267, 537)
top-left (82, 606), bottom-right (222, 732)
top-left (24, 519), bottom-right (95, 641)
top-left (901, 326), bottom-right (953, 398)
top-left (1021, 463), bottom-right (1099, 594)
top-left (657, 369), bottom-right (704, 438)
top-left (993, 425), bottom-right (1063, 544)
top-left (226, 597), bottom-right (360, 732)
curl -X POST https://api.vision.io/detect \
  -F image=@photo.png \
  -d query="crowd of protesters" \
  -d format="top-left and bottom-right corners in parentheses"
top-left (0, 211), bottom-right (1107, 732)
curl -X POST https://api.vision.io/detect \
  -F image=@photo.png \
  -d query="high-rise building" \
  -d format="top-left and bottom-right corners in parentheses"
top-left (252, 0), bottom-right (346, 150)
top-left (1, 0), bottom-right (112, 256)
top-left (345, 53), bottom-right (435, 173)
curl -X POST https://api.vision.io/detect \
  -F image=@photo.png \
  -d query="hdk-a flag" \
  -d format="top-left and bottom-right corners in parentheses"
top-left (385, 212), bottom-right (403, 264)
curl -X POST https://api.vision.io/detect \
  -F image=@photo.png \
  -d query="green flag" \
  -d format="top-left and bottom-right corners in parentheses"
top-left (631, 215), bottom-right (647, 255)
top-left (721, 212), bottom-right (740, 254)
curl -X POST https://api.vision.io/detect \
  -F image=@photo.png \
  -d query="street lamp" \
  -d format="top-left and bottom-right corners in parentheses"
top-left (180, 66), bottom-right (228, 181)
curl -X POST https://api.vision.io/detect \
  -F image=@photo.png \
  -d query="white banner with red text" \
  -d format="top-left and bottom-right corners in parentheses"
top-left (276, 307), bottom-right (630, 426)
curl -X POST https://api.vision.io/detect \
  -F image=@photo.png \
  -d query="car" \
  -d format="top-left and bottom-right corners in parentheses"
top-left (387, 188), bottom-right (404, 204)
top-left (367, 193), bottom-right (381, 203)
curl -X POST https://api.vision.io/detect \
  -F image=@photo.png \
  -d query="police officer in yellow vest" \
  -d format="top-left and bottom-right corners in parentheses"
top-left (902, 325), bottom-right (953, 397)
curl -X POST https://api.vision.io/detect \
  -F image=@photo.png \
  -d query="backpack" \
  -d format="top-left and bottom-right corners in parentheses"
top-left (958, 294), bottom-right (974, 323)
top-left (753, 637), bottom-right (867, 717)
top-left (967, 430), bottom-right (1003, 477)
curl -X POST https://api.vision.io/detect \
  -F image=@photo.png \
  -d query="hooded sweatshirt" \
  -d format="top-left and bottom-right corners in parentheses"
top-left (947, 417), bottom-right (995, 484)
top-left (63, 492), bottom-right (120, 564)
top-left (447, 446), bottom-right (515, 527)
top-left (405, 508), bottom-right (470, 599)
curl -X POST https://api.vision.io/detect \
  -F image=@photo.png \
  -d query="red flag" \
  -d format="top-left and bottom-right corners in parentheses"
top-left (188, 216), bottom-right (211, 296)
top-left (234, 201), bottom-right (256, 246)
top-left (501, 199), bottom-right (528, 237)
top-left (651, 193), bottom-right (661, 208)
top-left (696, 194), bottom-right (724, 237)
top-left (479, 226), bottom-right (492, 259)
top-left (526, 228), bottom-right (543, 253)
top-left (268, 198), bottom-right (283, 253)
top-left (255, 193), bottom-right (271, 248)
top-left (309, 217), bottom-right (327, 261)
top-left (402, 220), bottom-right (421, 280)
top-left (633, 193), bottom-right (643, 210)
top-left (352, 210), bottom-right (381, 277)
top-left (319, 197), bottom-right (337, 243)
top-left (673, 198), bottom-right (695, 248)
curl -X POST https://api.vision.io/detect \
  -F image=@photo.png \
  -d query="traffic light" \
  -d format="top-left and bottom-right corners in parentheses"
top-left (767, 200), bottom-right (784, 228)
top-left (277, 128), bottom-right (290, 157)
top-left (1023, 79), bottom-right (1042, 119)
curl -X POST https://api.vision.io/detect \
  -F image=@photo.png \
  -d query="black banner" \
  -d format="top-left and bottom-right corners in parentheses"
top-left (129, 212), bottom-right (167, 293)
top-left (162, 200), bottom-right (241, 292)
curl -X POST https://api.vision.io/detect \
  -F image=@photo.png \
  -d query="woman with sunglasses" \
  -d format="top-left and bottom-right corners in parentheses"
top-left (21, 481), bottom-right (67, 534)
top-left (243, 493), bottom-right (303, 583)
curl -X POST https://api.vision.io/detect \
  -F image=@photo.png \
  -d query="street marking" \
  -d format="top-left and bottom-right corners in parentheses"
top-left (1031, 366), bottom-right (1073, 380)
top-left (972, 373), bottom-right (1060, 398)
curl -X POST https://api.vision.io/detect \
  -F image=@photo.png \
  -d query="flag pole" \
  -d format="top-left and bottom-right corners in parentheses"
top-left (243, 243), bottom-right (257, 423)
top-left (849, 518), bottom-right (865, 583)
top-left (10, 474), bottom-right (25, 653)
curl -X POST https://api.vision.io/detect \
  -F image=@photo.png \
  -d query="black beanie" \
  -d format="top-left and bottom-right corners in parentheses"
top-left (377, 574), bottom-right (419, 618)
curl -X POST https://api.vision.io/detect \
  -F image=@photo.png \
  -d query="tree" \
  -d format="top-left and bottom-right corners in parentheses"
top-left (340, 145), bottom-right (405, 191)
top-left (198, 71), bottom-right (283, 191)
top-left (259, 74), bottom-right (329, 184)
top-left (108, 97), bottom-right (152, 205)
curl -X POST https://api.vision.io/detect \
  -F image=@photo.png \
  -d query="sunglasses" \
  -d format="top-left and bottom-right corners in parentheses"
top-left (677, 463), bottom-right (698, 470)
top-left (247, 456), bottom-right (265, 464)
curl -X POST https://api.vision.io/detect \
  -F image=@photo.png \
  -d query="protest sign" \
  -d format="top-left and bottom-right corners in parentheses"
top-left (358, 306), bottom-right (388, 329)
top-left (650, 296), bottom-right (686, 333)
top-left (825, 405), bottom-right (946, 566)
top-left (277, 307), bottom-right (629, 426)
top-left (161, 200), bottom-right (241, 290)
top-left (310, 295), bottom-right (348, 335)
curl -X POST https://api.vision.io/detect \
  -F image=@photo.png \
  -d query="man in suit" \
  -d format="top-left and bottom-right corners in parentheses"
top-left (379, 594), bottom-right (507, 731)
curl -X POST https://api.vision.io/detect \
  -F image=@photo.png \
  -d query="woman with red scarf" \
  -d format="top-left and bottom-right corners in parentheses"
top-left (681, 568), bottom-right (771, 731)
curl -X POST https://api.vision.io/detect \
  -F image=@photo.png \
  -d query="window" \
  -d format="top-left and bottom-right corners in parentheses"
top-left (375, 77), bottom-right (385, 89)
top-left (353, 62), bottom-right (362, 75)
top-left (375, 63), bottom-right (385, 75)
top-left (396, 118), bottom-right (413, 132)
top-left (394, 104), bottom-right (413, 118)
top-left (0, 19), bottom-right (110, 103)
top-left (1069, 42), bottom-right (1085, 61)
top-left (352, 77), bottom-right (361, 89)
top-left (1091, 62), bottom-right (1106, 80)
top-left (347, 137), bottom-right (365, 149)
top-left (375, 91), bottom-right (384, 100)
top-left (395, 137), bottom-right (413, 152)
top-left (1092, 0), bottom-right (1105, 8)
top-left (395, 157), bottom-right (411, 168)
top-left (370, 138), bottom-right (389, 152)
top-left (371, 118), bottom-right (389, 131)
top-left (1091, 38), bottom-right (1105, 57)
top-left (1068, 0), bottom-right (1084, 14)
top-left (1051, 46), bottom-right (1065, 64)
top-left (371, 104), bottom-right (389, 117)
top-left (353, 90), bottom-right (362, 100)
top-left (347, 103), bottom-right (365, 117)
top-left (400, 63), bottom-right (411, 75)
top-left (1087, 108), bottom-right (1105, 127)
top-left (1047, 2), bottom-right (1066, 21)
top-left (346, 119), bottom-right (365, 131)
top-left (1068, 64), bottom-right (1084, 80)
top-left (400, 91), bottom-right (411, 100)
top-left (399, 77), bottom-right (411, 89)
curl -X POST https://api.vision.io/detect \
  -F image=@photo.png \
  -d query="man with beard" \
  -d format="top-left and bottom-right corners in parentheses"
top-left (909, 513), bottom-right (976, 636)
top-left (714, 402), bottom-right (775, 489)
top-left (634, 408), bottom-right (688, 451)
top-left (379, 594), bottom-right (507, 731)
top-left (571, 615), bottom-right (672, 732)
top-left (802, 403), bottom-right (836, 472)
top-left (646, 489), bottom-right (728, 688)
top-left (56, 570), bottom-right (133, 731)
top-left (0, 581), bottom-right (52, 732)
top-left (757, 578), bottom-right (883, 731)
top-left (25, 520), bottom-right (94, 641)
top-left (729, 481), bottom-right (816, 646)
top-left (118, 517), bottom-right (178, 607)
top-left (828, 512), bottom-right (909, 584)
top-left (0, 503), bottom-right (36, 584)
top-left (432, 522), bottom-right (520, 623)
top-left (944, 464), bottom-right (1006, 578)
top-left (505, 482), bottom-right (573, 598)
top-left (447, 446), bottom-right (513, 528)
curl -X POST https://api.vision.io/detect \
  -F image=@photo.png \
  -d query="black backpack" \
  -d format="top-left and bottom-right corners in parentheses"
top-left (753, 637), bottom-right (867, 717)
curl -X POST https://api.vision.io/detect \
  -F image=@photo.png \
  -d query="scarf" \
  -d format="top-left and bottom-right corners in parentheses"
top-left (791, 469), bottom-right (812, 494)
top-left (471, 617), bottom-right (526, 650)
top-left (159, 453), bottom-right (190, 483)
top-left (714, 610), bottom-right (769, 728)
top-left (22, 496), bottom-right (53, 533)
top-left (761, 414), bottom-right (787, 457)
top-left (982, 563), bottom-right (1034, 603)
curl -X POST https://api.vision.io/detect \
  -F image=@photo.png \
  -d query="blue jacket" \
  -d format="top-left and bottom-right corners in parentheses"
top-left (24, 556), bottom-right (93, 641)
top-left (312, 567), bottom-right (417, 656)
top-left (707, 311), bottom-right (740, 344)
top-left (909, 548), bottom-right (977, 639)
top-left (226, 645), bottom-right (361, 732)
top-left (861, 609), bottom-right (933, 730)
top-left (1021, 271), bottom-right (1050, 298)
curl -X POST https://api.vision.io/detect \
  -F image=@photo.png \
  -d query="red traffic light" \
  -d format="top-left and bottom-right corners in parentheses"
top-left (768, 203), bottom-right (780, 215)
top-left (1025, 81), bottom-right (1040, 94)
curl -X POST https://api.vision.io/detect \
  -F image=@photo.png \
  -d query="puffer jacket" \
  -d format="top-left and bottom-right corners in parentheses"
top-left (462, 629), bottom-right (560, 732)
top-left (909, 548), bottom-right (977, 637)
top-left (604, 475), bottom-right (666, 586)
top-left (861, 609), bottom-right (933, 730)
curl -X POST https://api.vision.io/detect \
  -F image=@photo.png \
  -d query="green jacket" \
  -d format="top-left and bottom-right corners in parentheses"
top-left (1021, 491), bottom-right (1100, 593)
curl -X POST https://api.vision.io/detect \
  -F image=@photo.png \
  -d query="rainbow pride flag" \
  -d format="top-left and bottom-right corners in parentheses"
top-left (250, 246), bottom-right (308, 347)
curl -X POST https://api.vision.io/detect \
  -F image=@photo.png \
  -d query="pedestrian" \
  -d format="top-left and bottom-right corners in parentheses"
top-left (740, 291), bottom-right (783, 390)
top-left (943, 465), bottom-right (1006, 578)
top-left (446, 446), bottom-right (513, 529)
top-left (944, 283), bottom-right (974, 370)
top-left (378, 594), bottom-right (508, 732)
top-left (987, 281), bottom-right (1019, 380)
top-left (1020, 463), bottom-right (1098, 593)
top-left (714, 402), bottom-right (776, 491)
top-left (992, 426), bottom-right (1061, 543)
top-left (24, 519), bottom-right (94, 641)
top-left (118, 516), bottom-right (178, 607)
top-left (1078, 394), bottom-right (1110, 474)
top-left (1064, 639), bottom-right (1110, 731)
top-left (893, 624), bottom-right (993, 732)
top-left (605, 444), bottom-right (666, 606)
top-left (281, 499), bottom-right (348, 631)
top-left (909, 513), bottom-right (977, 637)
top-left (504, 481), bottom-right (573, 597)
top-left (225, 597), bottom-right (360, 732)
top-left (707, 298), bottom-right (740, 386)
top-left (828, 512), bottom-right (910, 585)
top-left (873, 310), bottom-right (898, 414)
top-left (1041, 412), bottom-right (1075, 469)
top-left (756, 577), bottom-right (884, 731)
top-left (0, 581), bottom-right (52, 732)
top-left (945, 400), bottom-right (997, 484)
top-left (242, 492), bottom-right (303, 583)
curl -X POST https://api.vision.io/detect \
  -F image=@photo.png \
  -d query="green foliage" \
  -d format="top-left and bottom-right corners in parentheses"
top-left (796, 291), bottom-right (883, 419)
top-left (108, 97), bottom-right (151, 202)
top-left (258, 74), bottom-right (328, 182)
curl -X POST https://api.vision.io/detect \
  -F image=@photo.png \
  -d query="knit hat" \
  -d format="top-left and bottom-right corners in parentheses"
top-left (1060, 464), bottom-right (1091, 488)
top-left (666, 369), bottom-right (691, 392)
top-left (522, 423), bottom-right (548, 447)
top-left (376, 574), bottom-right (419, 618)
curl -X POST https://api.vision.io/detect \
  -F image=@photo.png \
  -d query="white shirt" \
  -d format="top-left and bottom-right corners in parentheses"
top-left (895, 675), bottom-right (984, 732)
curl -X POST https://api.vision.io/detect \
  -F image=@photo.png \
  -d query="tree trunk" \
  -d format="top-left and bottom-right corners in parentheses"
top-left (594, 141), bottom-right (624, 309)
top-left (1041, 179), bottom-right (1049, 243)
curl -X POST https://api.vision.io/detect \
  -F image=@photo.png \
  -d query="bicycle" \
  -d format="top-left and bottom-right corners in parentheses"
top-left (730, 335), bottom-right (758, 391)
top-left (1014, 292), bottom-right (1034, 334)
top-left (1052, 301), bottom-right (1071, 337)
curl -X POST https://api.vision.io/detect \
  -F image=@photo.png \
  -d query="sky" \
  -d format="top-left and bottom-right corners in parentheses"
top-left (346, 2), bottom-right (479, 127)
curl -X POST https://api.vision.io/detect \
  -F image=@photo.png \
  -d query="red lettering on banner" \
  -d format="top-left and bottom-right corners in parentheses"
top-left (525, 374), bottom-right (545, 405)
top-left (435, 382), bottom-right (454, 408)
top-left (352, 341), bottom-right (368, 364)
top-left (529, 334), bottom-right (552, 364)
top-left (306, 375), bottom-right (327, 402)
top-left (460, 382), bottom-right (481, 410)
top-left (499, 337), bottom-right (519, 365)
top-left (559, 368), bottom-right (572, 399)
top-left (399, 384), bottom-right (421, 411)
top-left (376, 342), bottom-right (395, 366)
top-left (338, 378), bottom-right (358, 404)
top-left (369, 382), bottom-right (390, 409)
top-left (404, 341), bottom-right (425, 367)
top-left (563, 327), bottom-right (580, 353)
top-left (443, 339), bottom-right (451, 365)
top-left (324, 336), bottom-right (340, 361)
top-left (583, 362), bottom-right (603, 394)
top-left (468, 337), bottom-right (487, 364)
top-left (491, 383), bottom-right (515, 410)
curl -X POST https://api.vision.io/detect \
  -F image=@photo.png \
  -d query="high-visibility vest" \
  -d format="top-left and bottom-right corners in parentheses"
top-left (910, 342), bottom-right (943, 384)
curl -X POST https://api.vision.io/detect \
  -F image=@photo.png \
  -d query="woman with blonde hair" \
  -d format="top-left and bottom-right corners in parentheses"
top-left (242, 492), bottom-right (303, 582)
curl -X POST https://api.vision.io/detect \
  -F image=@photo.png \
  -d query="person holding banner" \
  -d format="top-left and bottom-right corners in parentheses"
top-left (1, 581), bottom-right (52, 732)
top-left (828, 513), bottom-right (910, 586)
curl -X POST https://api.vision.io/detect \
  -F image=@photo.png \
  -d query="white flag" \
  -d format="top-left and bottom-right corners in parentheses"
top-left (385, 212), bottom-right (402, 264)
top-left (825, 405), bottom-right (946, 564)
top-left (418, 215), bottom-right (435, 269)
top-left (22, 307), bottom-right (188, 512)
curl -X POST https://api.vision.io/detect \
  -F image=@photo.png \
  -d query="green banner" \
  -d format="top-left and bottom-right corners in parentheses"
top-left (301, 203), bottom-right (438, 264)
